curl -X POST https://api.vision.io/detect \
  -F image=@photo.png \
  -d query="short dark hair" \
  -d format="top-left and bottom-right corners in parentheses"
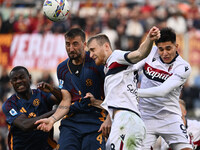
top-left (87, 34), bottom-right (111, 48)
top-left (155, 27), bottom-right (176, 45)
top-left (10, 66), bottom-right (30, 78)
top-left (65, 28), bottom-right (86, 42)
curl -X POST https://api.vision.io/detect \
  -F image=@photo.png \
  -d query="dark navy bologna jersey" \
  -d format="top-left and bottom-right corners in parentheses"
top-left (2, 89), bottom-right (56, 150)
top-left (57, 52), bottom-right (106, 131)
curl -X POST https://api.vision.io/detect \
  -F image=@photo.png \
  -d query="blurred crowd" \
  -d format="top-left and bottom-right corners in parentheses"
top-left (0, 0), bottom-right (200, 149)
top-left (0, 0), bottom-right (200, 50)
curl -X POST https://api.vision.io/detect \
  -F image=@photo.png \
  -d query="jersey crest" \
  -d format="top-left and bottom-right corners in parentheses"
top-left (86, 78), bottom-right (93, 87)
top-left (33, 99), bottom-right (40, 106)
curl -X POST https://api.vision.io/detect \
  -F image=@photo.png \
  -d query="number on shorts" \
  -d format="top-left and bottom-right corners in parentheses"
top-left (96, 133), bottom-right (103, 144)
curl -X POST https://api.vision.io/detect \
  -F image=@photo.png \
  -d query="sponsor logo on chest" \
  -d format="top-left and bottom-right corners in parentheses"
top-left (143, 63), bottom-right (172, 83)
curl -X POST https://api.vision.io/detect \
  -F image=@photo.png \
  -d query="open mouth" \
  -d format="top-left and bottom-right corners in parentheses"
top-left (17, 85), bottom-right (25, 90)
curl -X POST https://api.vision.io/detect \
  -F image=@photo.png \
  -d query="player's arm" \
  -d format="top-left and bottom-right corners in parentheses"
top-left (138, 66), bottom-right (191, 98)
top-left (13, 110), bottom-right (56, 132)
top-left (37, 82), bottom-right (62, 104)
top-left (35, 89), bottom-right (71, 132)
top-left (98, 114), bottom-right (111, 138)
top-left (138, 77), bottom-right (183, 97)
top-left (84, 93), bottom-right (111, 137)
top-left (126, 26), bottom-right (160, 64)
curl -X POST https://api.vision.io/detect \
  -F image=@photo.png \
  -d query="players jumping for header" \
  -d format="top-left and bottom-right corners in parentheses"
top-left (137, 27), bottom-right (193, 150)
top-left (86, 26), bottom-right (160, 150)
top-left (35, 28), bottom-right (111, 150)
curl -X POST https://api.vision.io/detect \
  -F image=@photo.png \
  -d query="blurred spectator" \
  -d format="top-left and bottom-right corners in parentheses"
top-left (102, 19), bottom-right (118, 50)
top-left (0, 101), bottom-right (7, 150)
top-left (0, 135), bottom-right (7, 150)
top-left (180, 81), bottom-right (196, 111)
top-left (0, 101), bottom-right (7, 139)
top-left (140, 0), bottom-right (156, 31)
top-left (0, 13), bottom-right (14, 33)
top-left (0, 67), bottom-right (10, 101)
top-left (166, 11), bottom-right (187, 34)
top-left (115, 23), bottom-right (128, 50)
top-left (13, 13), bottom-right (31, 33)
top-left (125, 6), bottom-right (144, 49)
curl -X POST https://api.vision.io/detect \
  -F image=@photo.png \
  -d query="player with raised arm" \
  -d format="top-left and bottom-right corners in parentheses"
top-left (87, 26), bottom-right (160, 150)
top-left (2, 66), bottom-right (61, 150)
top-left (137, 27), bottom-right (193, 150)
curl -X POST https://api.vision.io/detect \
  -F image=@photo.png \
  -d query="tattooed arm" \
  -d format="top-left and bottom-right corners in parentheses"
top-left (35, 89), bottom-right (71, 132)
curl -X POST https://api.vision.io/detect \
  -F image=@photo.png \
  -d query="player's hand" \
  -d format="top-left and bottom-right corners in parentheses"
top-left (35, 117), bottom-right (54, 132)
top-left (98, 114), bottom-right (111, 138)
top-left (84, 93), bottom-right (104, 109)
top-left (84, 92), bottom-right (95, 105)
top-left (37, 82), bottom-right (53, 93)
top-left (148, 26), bottom-right (160, 41)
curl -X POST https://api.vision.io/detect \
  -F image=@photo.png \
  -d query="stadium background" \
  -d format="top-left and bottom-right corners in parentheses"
top-left (1, 0), bottom-right (200, 149)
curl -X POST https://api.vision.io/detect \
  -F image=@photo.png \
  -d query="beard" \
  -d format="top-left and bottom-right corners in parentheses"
top-left (68, 52), bottom-right (81, 60)
top-left (94, 57), bottom-right (104, 66)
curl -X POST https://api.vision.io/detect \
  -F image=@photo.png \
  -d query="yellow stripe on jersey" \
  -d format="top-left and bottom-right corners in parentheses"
top-left (8, 125), bottom-right (14, 150)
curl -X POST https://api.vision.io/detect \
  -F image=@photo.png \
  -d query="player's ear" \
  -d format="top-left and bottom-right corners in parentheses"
top-left (104, 42), bottom-right (110, 50)
top-left (29, 74), bottom-right (32, 80)
top-left (84, 41), bottom-right (87, 49)
top-left (175, 43), bottom-right (179, 49)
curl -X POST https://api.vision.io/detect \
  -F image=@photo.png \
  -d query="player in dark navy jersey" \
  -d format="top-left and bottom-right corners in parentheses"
top-left (2, 66), bottom-right (61, 150)
top-left (35, 28), bottom-right (111, 150)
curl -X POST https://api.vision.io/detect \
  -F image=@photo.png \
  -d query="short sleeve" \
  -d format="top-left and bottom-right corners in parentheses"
top-left (2, 100), bottom-right (23, 125)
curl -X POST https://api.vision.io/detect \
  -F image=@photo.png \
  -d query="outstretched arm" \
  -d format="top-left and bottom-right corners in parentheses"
top-left (127, 26), bottom-right (160, 64)
top-left (13, 110), bottom-right (55, 132)
top-left (35, 89), bottom-right (71, 132)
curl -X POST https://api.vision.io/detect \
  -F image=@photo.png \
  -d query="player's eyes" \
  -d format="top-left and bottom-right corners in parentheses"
top-left (73, 43), bottom-right (79, 46)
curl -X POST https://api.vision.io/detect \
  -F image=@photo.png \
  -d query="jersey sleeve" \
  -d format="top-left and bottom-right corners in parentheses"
top-left (2, 99), bottom-right (23, 125)
top-left (113, 50), bottom-right (133, 65)
top-left (138, 63), bottom-right (191, 98)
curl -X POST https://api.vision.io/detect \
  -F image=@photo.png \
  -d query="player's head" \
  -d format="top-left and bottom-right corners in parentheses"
top-left (87, 34), bottom-right (112, 65)
top-left (155, 27), bottom-right (178, 64)
top-left (9, 66), bottom-right (31, 94)
top-left (64, 28), bottom-right (86, 61)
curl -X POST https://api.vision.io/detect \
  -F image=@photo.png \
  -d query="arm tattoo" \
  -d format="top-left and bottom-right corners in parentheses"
top-left (58, 105), bottom-right (69, 109)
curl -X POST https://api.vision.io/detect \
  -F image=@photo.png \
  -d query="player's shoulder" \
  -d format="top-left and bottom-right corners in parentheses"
top-left (176, 55), bottom-right (191, 67)
top-left (113, 49), bottom-right (128, 55)
top-left (57, 59), bottom-right (68, 69)
top-left (32, 89), bottom-right (42, 95)
top-left (174, 55), bottom-right (191, 74)
top-left (110, 49), bottom-right (130, 60)
top-left (85, 51), bottom-right (95, 63)
top-left (3, 94), bottom-right (18, 110)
